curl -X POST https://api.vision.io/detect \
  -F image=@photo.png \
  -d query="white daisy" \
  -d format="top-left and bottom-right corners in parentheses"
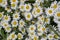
top-left (19, 4), bottom-right (25, 11)
top-left (10, 32), bottom-right (17, 40)
top-left (51, 1), bottom-right (59, 10)
top-left (11, 20), bottom-right (18, 27)
top-left (19, 19), bottom-right (25, 27)
top-left (25, 4), bottom-right (32, 12)
top-left (47, 34), bottom-right (54, 40)
top-left (11, 3), bottom-right (17, 9)
top-left (5, 26), bottom-right (11, 33)
top-left (17, 33), bottom-right (23, 39)
top-left (45, 8), bottom-right (54, 16)
top-left (0, 12), bottom-right (4, 19)
top-left (0, 0), bottom-right (7, 7)
top-left (13, 13), bottom-right (20, 20)
top-left (32, 35), bottom-right (38, 40)
top-left (24, 12), bottom-right (32, 21)
top-left (3, 15), bottom-right (11, 22)
top-left (28, 25), bottom-right (36, 32)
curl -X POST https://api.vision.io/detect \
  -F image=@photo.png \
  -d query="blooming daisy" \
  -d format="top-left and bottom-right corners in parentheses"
top-left (19, 4), bottom-right (25, 11)
top-left (10, 32), bottom-right (17, 40)
top-left (11, 20), bottom-right (18, 27)
top-left (5, 26), bottom-right (11, 33)
top-left (32, 35), bottom-right (38, 40)
top-left (45, 8), bottom-right (54, 16)
top-left (51, 1), bottom-right (59, 10)
top-left (0, 0), bottom-right (7, 7)
top-left (0, 12), bottom-right (3, 19)
top-left (28, 25), bottom-right (36, 32)
top-left (24, 12), bottom-right (32, 21)
top-left (3, 15), bottom-right (11, 22)
top-left (47, 34), bottom-right (54, 40)
top-left (19, 19), bottom-right (25, 27)
top-left (13, 13), bottom-right (20, 20)
top-left (17, 33), bottom-right (23, 40)
top-left (11, 3), bottom-right (17, 9)
top-left (25, 4), bottom-right (32, 12)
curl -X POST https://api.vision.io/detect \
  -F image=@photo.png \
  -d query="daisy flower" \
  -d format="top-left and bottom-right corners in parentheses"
top-left (11, 3), bottom-right (17, 10)
top-left (47, 34), bottom-right (54, 40)
top-left (45, 8), bottom-right (54, 16)
top-left (13, 13), bottom-right (20, 20)
top-left (11, 20), bottom-right (18, 27)
top-left (17, 33), bottom-right (23, 40)
top-left (24, 12), bottom-right (32, 21)
top-left (32, 35), bottom-right (38, 40)
top-left (28, 25), bottom-right (36, 32)
top-left (5, 26), bottom-right (11, 33)
top-left (25, 4), bottom-right (32, 12)
top-left (3, 15), bottom-right (11, 22)
top-left (51, 1), bottom-right (59, 10)
top-left (0, 0), bottom-right (7, 7)
top-left (19, 19), bottom-right (25, 28)
top-left (10, 32), bottom-right (17, 40)
top-left (0, 12), bottom-right (4, 19)
top-left (19, 4), bottom-right (25, 12)
top-left (28, 32), bottom-right (35, 38)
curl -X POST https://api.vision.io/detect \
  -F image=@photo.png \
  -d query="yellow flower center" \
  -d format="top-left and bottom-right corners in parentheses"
top-left (13, 21), bottom-right (17, 25)
top-left (34, 37), bottom-right (38, 40)
top-left (18, 34), bottom-right (22, 39)
top-left (36, 8), bottom-right (40, 13)
top-left (0, 0), bottom-right (3, 3)
top-left (15, 15), bottom-right (18, 18)
top-left (4, 16), bottom-right (8, 20)
top-left (30, 27), bottom-right (34, 30)
top-left (45, 18), bottom-right (48, 22)
top-left (0, 14), bottom-right (2, 18)
top-left (53, 4), bottom-right (57, 9)
top-left (12, 0), bottom-right (16, 2)
top-left (49, 36), bottom-right (53, 38)
top-left (11, 3), bottom-right (15, 7)
top-left (4, 24), bottom-right (7, 27)
top-left (20, 22), bottom-right (23, 25)
top-left (27, 14), bottom-right (30, 18)
top-left (6, 27), bottom-right (10, 30)
top-left (48, 10), bottom-right (52, 14)
top-left (20, 6), bottom-right (24, 9)
top-left (11, 34), bottom-right (15, 38)
top-left (26, 5), bottom-right (29, 9)
top-left (57, 12), bottom-right (60, 17)
top-left (42, 27), bottom-right (45, 31)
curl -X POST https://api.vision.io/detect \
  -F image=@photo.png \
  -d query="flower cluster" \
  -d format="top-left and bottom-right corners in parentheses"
top-left (0, 0), bottom-right (60, 40)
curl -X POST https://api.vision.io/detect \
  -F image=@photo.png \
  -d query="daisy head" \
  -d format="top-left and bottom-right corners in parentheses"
top-left (45, 8), bottom-right (54, 16)
top-left (54, 11), bottom-right (60, 19)
top-left (19, 19), bottom-right (25, 27)
top-left (13, 13), bottom-right (20, 20)
top-left (19, 4), bottom-right (25, 11)
top-left (29, 25), bottom-right (36, 32)
top-left (25, 4), bottom-right (32, 12)
top-left (51, 1), bottom-right (58, 10)
top-left (47, 34), bottom-right (54, 40)
top-left (25, 12), bottom-right (32, 21)
top-left (10, 32), bottom-right (17, 40)
top-left (33, 35), bottom-right (38, 40)
top-left (11, 3), bottom-right (17, 9)
top-left (0, 12), bottom-right (4, 19)
top-left (3, 15), bottom-right (10, 22)
top-left (11, 20), bottom-right (18, 27)
top-left (5, 26), bottom-right (11, 33)
top-left (17, 33), bottom-right (23, 39)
